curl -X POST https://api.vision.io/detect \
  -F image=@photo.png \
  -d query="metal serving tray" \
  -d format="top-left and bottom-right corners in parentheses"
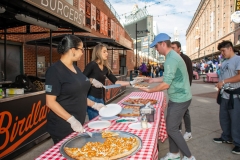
top-left (59, 130), bottom-right (142, 160)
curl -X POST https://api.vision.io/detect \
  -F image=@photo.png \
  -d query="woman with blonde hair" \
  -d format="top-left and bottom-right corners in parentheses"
top-left (83, 43), bottom-right (137, 120)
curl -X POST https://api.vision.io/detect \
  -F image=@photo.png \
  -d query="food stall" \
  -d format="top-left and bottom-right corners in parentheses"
top-left (0, 0), bottom-right (90, 159)
top-left (0, 0), bottom-right (134, 159)
top-left (36, 91), bottom-right (168, 160)
top-left (26, 34), bottom-right (131, 103)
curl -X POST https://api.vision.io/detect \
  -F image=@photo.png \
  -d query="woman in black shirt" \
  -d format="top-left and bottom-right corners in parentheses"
top-left (45, 35), bottom-right (105, 144)
top-left (83, 43), bottom-right (137, 120)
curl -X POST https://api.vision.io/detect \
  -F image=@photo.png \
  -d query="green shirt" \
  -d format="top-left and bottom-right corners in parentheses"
top-left (163, 50), bottom-right (192, 102)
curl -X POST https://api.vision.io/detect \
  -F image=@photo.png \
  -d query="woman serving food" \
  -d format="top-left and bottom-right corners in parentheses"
top-left (45, 35), bottom-right (105, 144)
top-left (83, 43), bottom-right (139, 120)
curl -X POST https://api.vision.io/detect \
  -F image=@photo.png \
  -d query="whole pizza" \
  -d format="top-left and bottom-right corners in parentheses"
top-left (125, 98), bottom-right (158, 105)
top-left (64, 131), bottom-right (140, 160)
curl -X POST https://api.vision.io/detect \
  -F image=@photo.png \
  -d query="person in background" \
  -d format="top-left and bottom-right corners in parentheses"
top-left (155, 64), bottom-right (160, 77)
top-left (83, 43), bottom-right (139, 120)
top-left (214, 40), bottom-right (240, 155)
top-left (171, 41), bottom-right (193, 141)
top-left (141, 33), bottom-right (195, 160)
top-left (139, 62), bottom-right (147, 76)
top-left (147, 63), bottom-right (151, 77)
top-left (200, 59), bottom-right (206, 74)
top-left (151, 64), bottom-right (154, 78)
top-left (45, 35), bottom-right (105, 144)
top-left (159, 64), bottom-right (164, 77)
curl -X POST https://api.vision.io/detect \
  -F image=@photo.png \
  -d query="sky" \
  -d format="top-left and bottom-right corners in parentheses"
top-left (108, 0), bottom-right (202, 47)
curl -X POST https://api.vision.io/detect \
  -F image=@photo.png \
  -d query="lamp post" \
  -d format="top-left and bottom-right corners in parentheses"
top-left (135, 23), bottom-right (137, 68)
top-left (135, 24), bottom-right (150, 67)
top-left (148, 35), bottom-right (150, 63)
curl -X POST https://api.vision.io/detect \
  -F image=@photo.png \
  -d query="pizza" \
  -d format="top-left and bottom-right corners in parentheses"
top-left (125, 98), bottom-right (158, 105)
top-left (118, 105), bottom-right (140, 117)
top-left (102, 130), bottom-right (119, 138)
top-left (64, 134), bottom-right (140, 160)
top-left (133, 83), bottom-right (149, 88)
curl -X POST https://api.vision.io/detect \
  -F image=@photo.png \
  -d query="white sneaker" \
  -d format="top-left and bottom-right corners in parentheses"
top-left (160, 152), bottom-right (181, 160)
top-left (183, 132), bottom-right (192, 141)
top-left (182, 156), bottom-right (196, 160)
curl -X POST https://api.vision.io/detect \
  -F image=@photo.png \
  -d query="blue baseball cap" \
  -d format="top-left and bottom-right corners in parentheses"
top-left (149, 33), bottom-right (171, 48)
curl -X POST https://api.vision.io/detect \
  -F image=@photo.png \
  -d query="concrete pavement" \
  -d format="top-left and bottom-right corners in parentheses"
top-left (14, 78), bottom-right (239, 160)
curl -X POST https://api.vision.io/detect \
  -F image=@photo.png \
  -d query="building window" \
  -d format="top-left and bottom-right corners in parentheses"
top-left (238, 35), bottom-right (240, 41)
top-left (231, 6), bottom-right (233, 13)
top-left (218, 31), bottom-right (220, 38)
top-left (218, 5), bottom-right (220, 14)
top-left (223, 13), bottom-right (225, 22)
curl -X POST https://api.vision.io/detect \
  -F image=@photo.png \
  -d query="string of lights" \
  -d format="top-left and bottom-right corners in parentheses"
top-left (120, 2), bottom-right (235, 18)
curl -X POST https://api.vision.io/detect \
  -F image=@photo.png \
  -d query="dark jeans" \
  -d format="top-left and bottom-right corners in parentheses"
top-left (155, 72), bottom-right (159, 77)
top-left (220, 98), bottom-right (240, 147)
top-left (87, 95), bottom-right (104, 121)
top-left (160, 71), bottom-right (163, 77)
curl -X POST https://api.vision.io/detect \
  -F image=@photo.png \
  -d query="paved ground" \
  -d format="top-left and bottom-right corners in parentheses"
top-left (15, 77), bottom-right (239, 160)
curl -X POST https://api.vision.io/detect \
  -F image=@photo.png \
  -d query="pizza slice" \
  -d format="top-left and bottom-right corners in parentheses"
top-left (102, 130), bottom-right (119, 138)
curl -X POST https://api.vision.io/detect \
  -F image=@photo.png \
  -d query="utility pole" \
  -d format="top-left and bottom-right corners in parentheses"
top-left (135, 23), bottom-right (138, 68)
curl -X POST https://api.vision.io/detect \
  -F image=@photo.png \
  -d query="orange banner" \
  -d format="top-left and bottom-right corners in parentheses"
top-left (79, 0), bottom-right (85, 26)
top-left (111, 19), bottom-right (115, 39)
top-left (91, 3), bottom-right (96, 30)
top-left (100, 11), bottom-right (105, 34)
top-left (104, 14), bottom-right (108, 36)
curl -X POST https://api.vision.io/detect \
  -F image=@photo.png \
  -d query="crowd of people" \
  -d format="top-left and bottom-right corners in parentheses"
top-left (138, 63), bottom-right (164, 77)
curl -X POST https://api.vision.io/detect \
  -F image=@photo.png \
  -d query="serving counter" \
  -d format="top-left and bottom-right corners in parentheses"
top-left (0, 91), bottom-right (50, 160)
top-left (36, 92), bottom-right (168, 160)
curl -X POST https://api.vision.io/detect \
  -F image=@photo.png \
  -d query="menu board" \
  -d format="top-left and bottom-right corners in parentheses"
top-left (91, 3), bottom-right (96, 30)
top-left (78, 0), bottom-right (85, 26)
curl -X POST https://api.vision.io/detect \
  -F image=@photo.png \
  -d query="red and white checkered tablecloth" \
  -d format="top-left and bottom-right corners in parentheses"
top-left (36, 92), bottom-right (167, 160)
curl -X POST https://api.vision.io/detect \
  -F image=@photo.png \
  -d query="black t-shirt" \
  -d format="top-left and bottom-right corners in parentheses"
top-left (83, 61), bottom-right (117, 99)
top-left (45, 60), bottom-right (91, 139)
top-left (180, 53), bottom-right (193, 86)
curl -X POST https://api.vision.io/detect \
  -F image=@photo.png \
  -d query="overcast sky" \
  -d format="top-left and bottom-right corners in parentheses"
top-left (108, 0), bottom-right (201, 47)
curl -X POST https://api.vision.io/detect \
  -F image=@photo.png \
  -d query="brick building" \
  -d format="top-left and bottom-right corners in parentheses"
top-left (186, 0), bottom-right (240, 61)
top-left (0, 0), bottom-right (135, 81)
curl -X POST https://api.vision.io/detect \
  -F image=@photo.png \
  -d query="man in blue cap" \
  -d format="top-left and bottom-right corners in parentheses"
top-left (141, 33), bottom-right (195, 160)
